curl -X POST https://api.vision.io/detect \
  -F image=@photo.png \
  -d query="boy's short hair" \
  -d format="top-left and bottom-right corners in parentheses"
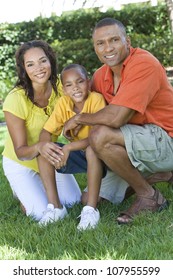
top-left (60, 64), bottom-right (88, 84)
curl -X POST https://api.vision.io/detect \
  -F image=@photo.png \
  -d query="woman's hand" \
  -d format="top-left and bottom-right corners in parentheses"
top-left (38, 128), bottom-right (64, 165)
top-left (37, 141), bottom-right (64, 166)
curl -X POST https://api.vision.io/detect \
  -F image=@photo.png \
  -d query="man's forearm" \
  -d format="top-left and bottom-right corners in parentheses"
top-left (74, 105), bottom-right (135, 128)
top-left (74, 113), bottom-right (97, 126)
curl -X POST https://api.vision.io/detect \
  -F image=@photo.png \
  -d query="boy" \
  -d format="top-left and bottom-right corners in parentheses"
top-left (38, 64), bottom-right (106, 230)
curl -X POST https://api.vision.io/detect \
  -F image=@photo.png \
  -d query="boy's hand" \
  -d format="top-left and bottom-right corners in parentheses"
top-left (54, 145), bottom-right (70, 169)
top-left (63, 116), bottom-right (82, 140)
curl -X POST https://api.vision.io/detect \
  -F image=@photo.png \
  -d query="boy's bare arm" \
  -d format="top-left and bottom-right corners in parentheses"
top-left (54, 138), bottom-right (89, 169)
top-left (65, 138), bottom-right (89, 152)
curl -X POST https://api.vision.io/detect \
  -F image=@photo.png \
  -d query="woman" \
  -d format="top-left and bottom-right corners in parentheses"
top-left (2, 40), bottom-right (81, 222)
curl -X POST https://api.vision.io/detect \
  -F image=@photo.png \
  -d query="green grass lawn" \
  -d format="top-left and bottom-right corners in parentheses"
top-left (1, 125), bottom-right (173, 260)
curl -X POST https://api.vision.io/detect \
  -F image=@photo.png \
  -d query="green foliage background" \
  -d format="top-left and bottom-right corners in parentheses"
top-left (0, 2), bottom-right (173, 101)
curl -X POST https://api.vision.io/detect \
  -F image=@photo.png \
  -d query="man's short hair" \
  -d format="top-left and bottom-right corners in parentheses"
top-left (92, 18), bottom-right (126, 36)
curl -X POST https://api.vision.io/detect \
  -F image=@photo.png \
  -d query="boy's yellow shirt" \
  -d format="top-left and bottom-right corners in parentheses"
top-left (44, 91), bottom-right (106, 142)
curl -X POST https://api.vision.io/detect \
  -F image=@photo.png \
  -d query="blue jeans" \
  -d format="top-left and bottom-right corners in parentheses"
top-left (55, 143), bottom-right (87, 174)
top-left (55, 143), bottom-right (107, 177)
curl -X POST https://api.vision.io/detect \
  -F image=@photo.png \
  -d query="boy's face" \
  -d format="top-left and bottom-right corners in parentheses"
top-left (62, 68), bottom-right (89, 104)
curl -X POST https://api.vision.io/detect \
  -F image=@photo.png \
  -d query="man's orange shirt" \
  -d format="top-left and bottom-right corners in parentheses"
top-left (91, 47), bottom-right (173, 137)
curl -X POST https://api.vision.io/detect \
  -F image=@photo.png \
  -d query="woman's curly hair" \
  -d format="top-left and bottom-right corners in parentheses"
top-left (15, 40), bottom-right (58, 102)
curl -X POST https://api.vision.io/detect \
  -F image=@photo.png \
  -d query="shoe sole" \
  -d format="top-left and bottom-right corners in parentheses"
top-left (158, 200), bottom-right (169, 212)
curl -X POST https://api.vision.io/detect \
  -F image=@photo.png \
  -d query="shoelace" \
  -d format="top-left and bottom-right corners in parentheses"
top-left (42, 208), bottom-right (54, 217)
top-left (77, 209), bottom-right (95, 221)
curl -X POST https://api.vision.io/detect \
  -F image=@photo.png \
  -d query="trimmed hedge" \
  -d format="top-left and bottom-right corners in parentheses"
top-left (0, 3), bottom-right (172, 100)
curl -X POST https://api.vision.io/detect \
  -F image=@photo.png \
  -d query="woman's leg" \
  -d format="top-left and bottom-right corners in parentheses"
top-left (2, 157), bottom-right (48, 221)
top-left (3, 157), bottom-right (81, 223)
top-left (55, 172), bottom-right (81, 207)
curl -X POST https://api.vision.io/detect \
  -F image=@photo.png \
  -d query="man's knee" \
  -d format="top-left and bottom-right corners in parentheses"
top-left (89, 125), bottom-right (108, 151)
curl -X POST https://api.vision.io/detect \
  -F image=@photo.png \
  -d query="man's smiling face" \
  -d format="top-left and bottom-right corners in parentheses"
top-left (93, 24), bottom-right (131, 68)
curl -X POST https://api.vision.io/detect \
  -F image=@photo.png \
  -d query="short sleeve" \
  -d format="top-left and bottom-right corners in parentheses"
top-left (3, 89), bottom-right (29, 119)
top-left (92, 92), bottom-right (106, 112)
top-left (43, 97), bottom-right (65, 135)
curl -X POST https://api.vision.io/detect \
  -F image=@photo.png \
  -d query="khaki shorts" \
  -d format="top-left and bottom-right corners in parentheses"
top-left (120, 124), bottom-right (173, 177)
top-left (84, 124), bottom-right (173, 204)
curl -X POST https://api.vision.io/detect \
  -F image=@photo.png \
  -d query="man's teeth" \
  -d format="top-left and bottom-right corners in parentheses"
top-left (105, 54), bottom-right (115, 58)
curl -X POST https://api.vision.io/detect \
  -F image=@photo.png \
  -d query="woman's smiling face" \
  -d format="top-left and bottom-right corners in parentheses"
top-left (24, 47), bottom-right (51, 84)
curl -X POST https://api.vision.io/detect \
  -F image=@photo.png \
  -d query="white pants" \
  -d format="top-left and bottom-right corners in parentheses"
top-left (2, 157), bottom-right (81, 221)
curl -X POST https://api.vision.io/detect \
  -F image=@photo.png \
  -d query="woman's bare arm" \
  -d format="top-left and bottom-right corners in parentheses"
top-left (4, 111), bottom-right (40, 160)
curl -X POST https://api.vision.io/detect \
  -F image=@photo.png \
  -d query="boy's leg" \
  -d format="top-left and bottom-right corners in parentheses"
top-left (77, 146), bottom-right (103, 230)
top-left (82, 170), bottom-right (129, 205)
top-left (85, 146), bottom-right (104, 209)
top-left (56, 143), bottom-right (87, 174)
top-left (37, 154), bottom-right (62, 208)
top-left (38, 143), bottom-right (85, 209)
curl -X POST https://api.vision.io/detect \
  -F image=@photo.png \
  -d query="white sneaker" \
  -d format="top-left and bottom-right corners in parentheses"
top-left (38, 203), bottom-right (68, 226)
top-left (77, 206), bottom-right (100, 231)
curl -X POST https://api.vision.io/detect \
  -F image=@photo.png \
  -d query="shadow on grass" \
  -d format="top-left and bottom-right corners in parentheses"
top-left (1, 126), bottom-right (173, 259)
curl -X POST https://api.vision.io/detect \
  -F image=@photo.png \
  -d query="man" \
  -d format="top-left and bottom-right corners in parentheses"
top-left (63, 18), bottom-right (173, 224)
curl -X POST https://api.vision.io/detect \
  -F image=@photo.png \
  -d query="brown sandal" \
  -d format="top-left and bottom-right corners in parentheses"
top-left (117, 188), bottom-right (169, 224)
top-left (122, 172), bottom-right (173, 202)
top-left (146, 171), bottom-right (172, 184)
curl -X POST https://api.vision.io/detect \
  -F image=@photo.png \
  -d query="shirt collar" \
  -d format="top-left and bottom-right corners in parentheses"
top-left (65, 91), bottom-right (92, 113)
top-left (123, 47), bottom-right (136, 66)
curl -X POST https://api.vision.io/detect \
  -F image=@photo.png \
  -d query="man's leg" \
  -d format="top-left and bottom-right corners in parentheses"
top-left (89, 125), bottom-right (168, 223)
top-left (146, 172), bottom-right (172, 184)
top-left (89, 125), bottom-right (154, 195)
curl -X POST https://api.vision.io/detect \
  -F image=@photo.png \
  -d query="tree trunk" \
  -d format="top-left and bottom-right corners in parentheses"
top-left (165, 0), bottom-right (173, 33)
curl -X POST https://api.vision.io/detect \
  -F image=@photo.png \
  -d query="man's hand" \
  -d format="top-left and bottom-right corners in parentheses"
top-left (63, 116), bottom-right (83, 140)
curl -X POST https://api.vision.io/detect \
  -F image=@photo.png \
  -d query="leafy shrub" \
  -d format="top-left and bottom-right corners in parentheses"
top-left (52, 38), bottom-right (101, 76)
top-left (0, 2), bottom-right (172, 101)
